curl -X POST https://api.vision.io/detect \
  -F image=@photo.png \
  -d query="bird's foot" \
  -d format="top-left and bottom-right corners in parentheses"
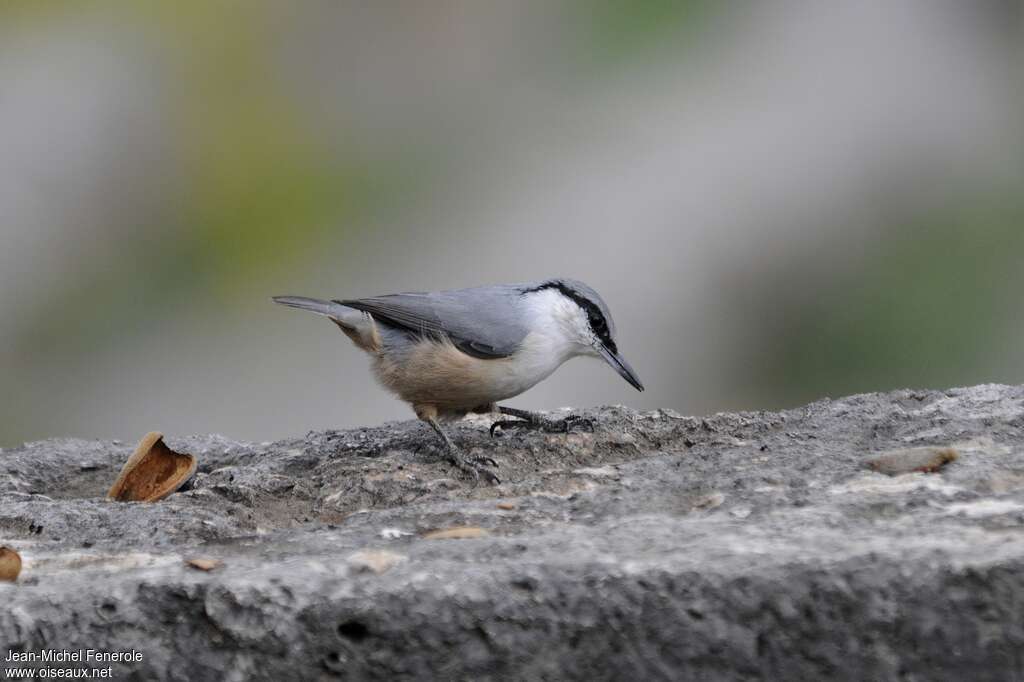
top-left (490, 412), bottom-right (594, 437)
top-left (447, 446), bottom-right (501, 484)
top-left (423, 414), bottom-right (500, 484)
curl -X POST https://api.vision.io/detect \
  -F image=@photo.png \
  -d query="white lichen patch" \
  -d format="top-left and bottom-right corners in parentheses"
top-left (380, 528), bottom-right (413, 539)
top-left (943, 499), bottom-right (1024, 518)
top-left (24, 551), bottom-right (180, 575)
top-left (829, 473), bottom-right (962, 497)
top-left (573, 466), bottom-right (619, 478)
top-left (949, 436), bottom-right (1014, 457)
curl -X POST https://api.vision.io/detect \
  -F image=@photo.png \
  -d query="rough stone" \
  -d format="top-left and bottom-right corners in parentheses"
top-left (2, 385), bottom-right (1024, 680)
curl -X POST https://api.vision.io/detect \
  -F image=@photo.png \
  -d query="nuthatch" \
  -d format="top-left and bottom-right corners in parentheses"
top-left (273, 278), bottom-right (643, 482)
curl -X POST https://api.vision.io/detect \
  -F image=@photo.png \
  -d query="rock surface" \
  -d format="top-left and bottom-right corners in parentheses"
top-left (3, 385), bottom-right (1024, 680)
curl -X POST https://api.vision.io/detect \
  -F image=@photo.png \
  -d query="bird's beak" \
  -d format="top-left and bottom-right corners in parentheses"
top-left (598, 344), bottom-right (645, 392)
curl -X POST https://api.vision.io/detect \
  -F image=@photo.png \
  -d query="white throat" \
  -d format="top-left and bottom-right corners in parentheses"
top-left (521, 288), bottom-right (595, 358)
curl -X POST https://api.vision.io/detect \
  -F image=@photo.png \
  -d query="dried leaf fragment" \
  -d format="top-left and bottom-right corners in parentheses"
top-left (108, 432), bottom-right (197, 503)
top-left (867, 446), bottom-right (959, 476)
top-left (423, 526), bottom-right (490, 540)
top-left (186, 558), bottom-right (223, 572)
top-left (0, 547), bottom-right (22, 582)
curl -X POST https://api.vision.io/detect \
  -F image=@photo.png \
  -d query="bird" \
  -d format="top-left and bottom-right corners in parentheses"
top-left (272, 278), bottom-right (643, 483)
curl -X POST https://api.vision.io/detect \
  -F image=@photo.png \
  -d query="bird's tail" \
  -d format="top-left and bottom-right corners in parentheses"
top-left (272, 295), bottom-right (381, 352)
top-left (272, 295), bottom-right (344, 318)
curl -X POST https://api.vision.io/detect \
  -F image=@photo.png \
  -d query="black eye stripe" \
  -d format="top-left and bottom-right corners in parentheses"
top-left (582, 306), bottom-right (615, 351)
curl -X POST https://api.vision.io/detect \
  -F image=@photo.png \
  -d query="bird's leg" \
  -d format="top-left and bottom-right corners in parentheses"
top-left (419, 410), bottom-right (500, 484)
top-left (490, 406), bottom-right (594, 437)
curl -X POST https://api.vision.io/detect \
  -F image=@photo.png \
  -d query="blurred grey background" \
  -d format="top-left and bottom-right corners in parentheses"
top-left (2, 1), bottom-right (1022, 447)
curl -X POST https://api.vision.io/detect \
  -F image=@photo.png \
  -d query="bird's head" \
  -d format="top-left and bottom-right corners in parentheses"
top-left (525, 278), bottom-right (644, 392)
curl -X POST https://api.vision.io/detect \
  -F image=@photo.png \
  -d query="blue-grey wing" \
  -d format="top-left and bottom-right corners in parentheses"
top-left (338, 286), bottom-right (529, 359)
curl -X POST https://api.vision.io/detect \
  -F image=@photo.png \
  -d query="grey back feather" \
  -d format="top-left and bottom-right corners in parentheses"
top-left (339, 284), bottom-right (532, 359)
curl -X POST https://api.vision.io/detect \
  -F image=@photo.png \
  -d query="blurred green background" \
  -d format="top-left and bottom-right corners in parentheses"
top-left (1, 1), bottom-right (1021, 446)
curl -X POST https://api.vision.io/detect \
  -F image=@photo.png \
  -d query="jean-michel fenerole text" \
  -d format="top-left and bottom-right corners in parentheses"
top-left (5, 649), bottom-right (143, 663)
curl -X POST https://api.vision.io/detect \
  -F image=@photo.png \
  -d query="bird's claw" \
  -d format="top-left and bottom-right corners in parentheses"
top-left (449, 450), bottom-right (500, 484)
top-left (471, 455), bottom-right (499, 468)
top-left (561, 414), bottom-right (595, 433)
top-left (465, 461), bottom-right (501, 485)
top-left (490, 414), bottom-right (595, 436)
top-left (490, 419), bottom-right (524, 437)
